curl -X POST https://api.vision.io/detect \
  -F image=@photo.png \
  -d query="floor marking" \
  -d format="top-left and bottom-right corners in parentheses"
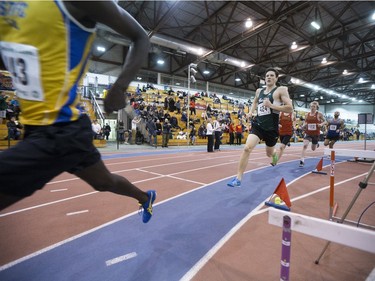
top-left (167, 175), bottom-right (206, 185)
top-left (0, 192), bottom-right (98, 217)
top-left (366, 267), bottom-right (375, 281)
top-left (0, 211), bottom-right (140, 271)
top-left (50, 188), bottom-right (68, 192)
top-left (66, 210), bottom-right (89, 216)
top-left (105, 252), bottom-right (137, 266)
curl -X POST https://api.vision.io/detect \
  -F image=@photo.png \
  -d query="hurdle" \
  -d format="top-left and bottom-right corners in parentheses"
top-left (324, 148), bottom-right (375, 221)
top-left (268, 208), bottom-right (375, 254)
top-left (314, 149), bottom-right (375, 264)
top-left (269, 208), bottom-right (375, 280)
top-left (326, 148), bottom-right (375, 162)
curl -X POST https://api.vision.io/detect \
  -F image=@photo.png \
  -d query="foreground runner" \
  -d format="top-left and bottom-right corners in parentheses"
top-left (227, 68), bottom-right (293, 187)
top-left (0, 1), bottom-right (156, 223)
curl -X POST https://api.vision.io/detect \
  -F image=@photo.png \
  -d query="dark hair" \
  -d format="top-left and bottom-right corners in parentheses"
top-left (265, 67), bottom-right (279, 78)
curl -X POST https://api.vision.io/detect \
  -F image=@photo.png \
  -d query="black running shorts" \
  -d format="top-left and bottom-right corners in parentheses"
top-left (250, 123), bottom-right (279, 147)
top-left (0, 115), bottom-right (101, 197)
top-left (279, 134), bottom-right (292, 145)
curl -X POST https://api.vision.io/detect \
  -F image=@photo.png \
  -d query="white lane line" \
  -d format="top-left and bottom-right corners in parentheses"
top-left (0, 192), bottom-right (98, 217)
top-left (105, 252), bottom-right (137, 266)
top-left (50, 189), bottom-right (68, 192)
top-left (366, 267), bottom-right (375, 281)
top-left (45, 154), bottom-right (240, 185)
top-left (66, 210), bottom-right (89, 216)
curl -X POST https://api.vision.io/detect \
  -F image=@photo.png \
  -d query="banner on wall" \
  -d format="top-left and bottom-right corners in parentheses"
top-left (358, 113), bottom-right (373, 124)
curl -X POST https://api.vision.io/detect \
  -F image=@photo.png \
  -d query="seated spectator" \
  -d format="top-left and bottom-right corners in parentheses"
top-left (198, 123), bottom-right (206, 139)
top-left (181, 111), bottom-right (188, 129)
top-left (175, 100), bottom-right (181, 114)
top-left (5, 116), bottom-right (23, 140)
top-left (0, 91), bottom-right (8, 125)
top-left (170, 116), bottom-right (181, 130)
top-left (189, 126), bottom-right (197, 145)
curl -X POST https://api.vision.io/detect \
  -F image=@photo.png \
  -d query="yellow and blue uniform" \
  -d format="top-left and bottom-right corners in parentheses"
top-left (0, 0), bottom-right (102, 197)
top-left (0, 0), bottom-right (95, 125)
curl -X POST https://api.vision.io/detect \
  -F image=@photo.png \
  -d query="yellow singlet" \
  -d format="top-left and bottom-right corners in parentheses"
top-left (0, 0), bottom-right (96, 125)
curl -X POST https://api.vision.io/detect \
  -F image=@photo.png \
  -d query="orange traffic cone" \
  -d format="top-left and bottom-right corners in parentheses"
top-left (265, 178), bottom-right (291, 211)
top-left (312, 158), bottom-right (327, 175)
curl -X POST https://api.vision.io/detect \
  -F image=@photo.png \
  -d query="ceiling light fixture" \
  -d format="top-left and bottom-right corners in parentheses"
top-left (343, 69), bottom-right (348, 75)
top-left (311, 21), bottom-right (321, 30)
top-left (157, 59), bottom-right (165, 65)
top-left (291, 42), bottom-right (298, 50)
top-left (97, 46), bottom-right (106, 52)
top-left (321, 57), bottom-right (327, 64)
top-left (245, 18), bottom-right (253, 28)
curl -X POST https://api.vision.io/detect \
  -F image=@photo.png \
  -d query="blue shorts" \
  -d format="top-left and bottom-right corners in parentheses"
top-left (0, 115), bottom-right (101, 197)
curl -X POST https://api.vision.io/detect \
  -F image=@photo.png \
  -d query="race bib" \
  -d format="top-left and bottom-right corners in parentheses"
top-left (257, 102), bottom-right (271, 116)
top-left (329, 125), bottom-right (337, 131)
top-left (0, 42), bottom-right (44, 101)
top-left (307, 123), bottom-right (317, 130)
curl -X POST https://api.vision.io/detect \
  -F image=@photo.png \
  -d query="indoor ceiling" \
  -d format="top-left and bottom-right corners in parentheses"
top-left (90, 1), bottom-right (375, 106)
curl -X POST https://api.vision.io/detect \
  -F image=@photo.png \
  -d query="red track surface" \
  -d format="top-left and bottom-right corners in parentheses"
top-left (1, 141), bottom-right (374, 280)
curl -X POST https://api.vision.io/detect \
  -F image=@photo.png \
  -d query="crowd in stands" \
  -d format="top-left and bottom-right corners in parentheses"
top-left (0, 91), bottom-right (23, 141)
top-left (108, 88), bottom-right (255, 148)
top-left (86, 83), bottom-right (368, 148)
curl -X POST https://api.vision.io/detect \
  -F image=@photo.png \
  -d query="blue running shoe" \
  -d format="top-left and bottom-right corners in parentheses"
top-left (227, 177), bottom-right (241, 187)
top-left (139, 190), bottom-right (156, 223)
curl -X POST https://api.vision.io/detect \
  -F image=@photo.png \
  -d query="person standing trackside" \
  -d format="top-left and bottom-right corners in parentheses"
top-left (235, 120), bottom-right (243, 145)
top-left (299, 101), bottom-right (326, 167)
top-left (161, 119), bottom-right (172, 148)
top-left (213, 117), bottom-right (222, 151)
top-left (92, 119), bottom-right (102, 139)
top-left (227, 68), bottom-right (293, 187)
top-left (103, 123), bottom-right (111, 141)
top-left (0, 1), bottom-right (156, 223)
top-left (206, 118), bottom-right (214, 152)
